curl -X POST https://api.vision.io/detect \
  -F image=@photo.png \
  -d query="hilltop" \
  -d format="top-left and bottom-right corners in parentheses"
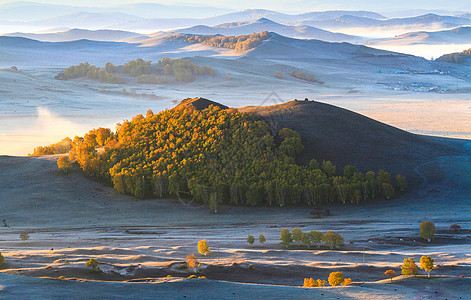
top-left (238, 100), bottom-right (467, 187)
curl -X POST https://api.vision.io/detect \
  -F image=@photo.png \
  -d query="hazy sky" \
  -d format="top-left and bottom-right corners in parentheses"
top-left (2, 0), bottom-right (470, 13)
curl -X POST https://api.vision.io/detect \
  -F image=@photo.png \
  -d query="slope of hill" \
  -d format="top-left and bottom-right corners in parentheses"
top-left (176, 18), bottom-right (361, 43)
top-left (371, 26), bottom-right (471, 46)
top-left (238, 100), bottom-right (466, 187)
top-left (2, 28), bottom-right (145, 42)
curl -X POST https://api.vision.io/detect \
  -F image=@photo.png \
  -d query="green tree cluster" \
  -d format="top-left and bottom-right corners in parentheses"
top-left (122, 58), bottom-right (152, 77)
top-left (65, 104), bottom-right (405, 207)
top-left (159, 57), bottom-right (215, 82)
top-left (29, 137), bottom-right (72, 156)
top-left (281, 228), bottom-right (343, 249)
top-left (55, 62), bottom-right (123, 83)
top-left (170, 31), bottom-right (270, 52)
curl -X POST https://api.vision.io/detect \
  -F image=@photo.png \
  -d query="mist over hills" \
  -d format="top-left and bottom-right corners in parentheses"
top-left (175, 18), bottom-right (362, 43)
top-left (2, 28), bottom-right (145, 42)
top-left (372, 26), bottom-right (471, 46)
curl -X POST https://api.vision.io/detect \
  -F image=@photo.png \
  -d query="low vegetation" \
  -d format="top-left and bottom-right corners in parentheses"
top-left (61, 104), bottom-right (406, 208)
top-left (169, 31), bottom-right (270, 52)
top-left (29, 137), bottom-right (72, 156)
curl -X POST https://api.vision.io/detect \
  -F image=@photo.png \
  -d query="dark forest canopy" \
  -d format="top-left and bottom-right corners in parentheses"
top-left (169, 31), bottom-right (270, 52)
top-left (60, 100), bottom-right (407, 208)
top-left (438, 48), bottom-right (471, 64)
top-left (55, 58), bottom-right (215, 84)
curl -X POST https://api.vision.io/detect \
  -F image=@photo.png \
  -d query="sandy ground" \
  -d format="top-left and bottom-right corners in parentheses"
top-left (0, 140), bottom-right (470, 298)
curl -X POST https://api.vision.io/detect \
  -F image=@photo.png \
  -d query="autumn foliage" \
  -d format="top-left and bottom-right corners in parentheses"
top-left (385, 269), bottom-right (396, 282)
top-left (63, 103), bottom-right (405, 207)
top-left (170, 31), bottom-right (270, 51)
top-left (198, 240), bottom-right (210, 256)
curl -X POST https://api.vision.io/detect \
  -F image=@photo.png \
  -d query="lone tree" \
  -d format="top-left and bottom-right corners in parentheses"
top-left (258, 234), bottom-right (266, 244)
top-left (280, 229), bottom-right (293, 248)
top-left (198, 240), bottom-right (211, 256)
top-left (0, 251), bottom-right (4, 264)
top-left (401, 258), bottom-right (418, 276)
top-left (186, 254), bottom-right (199, 269)
top-left (19, 232), bottom-right (30, 241)
top-left (420, 221), bottom-right (436, 242)
top-left (328, 271), bottom-right (344, 286)
top-left (420, 256), bottom-right (435, 278)
top-left (247, 235), bottom-right (255, 245)
top-left (385, 270), bottom-right (396, 282)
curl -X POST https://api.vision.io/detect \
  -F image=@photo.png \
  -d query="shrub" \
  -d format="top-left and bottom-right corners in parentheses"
top-left (247, 235), bottom-right (255, 245)
top-left (198, 240), bottom-right (211, 256)
top-left (280, 228), bottom-right (293, 247)
top-left (57, 156), bottom-right (72, 174)
top-left (0, 252), bottom-right (4, 264)
top-left (274, 71), bottom-right (283, 79)
top-left (328, 272), bottom-right (344, 286)
top-left (85, 259), bottom-right (100, 273)
top-left (342, 278), bottom-right (352, 286)
top-left (385, 269), bottom-right (396, 282)
top-left (19, 232), bottom-right (30, 241)
top-left (401, 258), bottom-right (418, 276)
top-left (258, 234), bottom-right (266, 244)
top-left (420, 256), bottom-right (435, 278)
top-left (420, 221), bottom-right (436, 242)
top-left (449, 224), bottom-right (461, 231)
top-left (188, 274), bottom-right (197, 278)
top-left (186, 254), bottom-right (199, 268)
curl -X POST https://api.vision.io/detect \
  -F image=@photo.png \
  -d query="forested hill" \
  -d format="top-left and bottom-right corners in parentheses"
top-left (57, 98), bottom-right (413, 209)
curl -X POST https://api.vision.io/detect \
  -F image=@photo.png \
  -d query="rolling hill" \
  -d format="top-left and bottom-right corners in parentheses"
top-left (175, 18), bottom-right (362, 43)
top-left (304, 13), bottom-right (471, 30)
top-left (371, 26), bottom-right (471, 46)
top-left (2, 28), bottom-right (145, 42)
